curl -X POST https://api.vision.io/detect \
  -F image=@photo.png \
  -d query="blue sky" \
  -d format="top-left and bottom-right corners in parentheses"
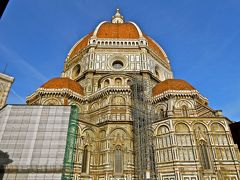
top-left (0, 0), bottom-right (240, 121)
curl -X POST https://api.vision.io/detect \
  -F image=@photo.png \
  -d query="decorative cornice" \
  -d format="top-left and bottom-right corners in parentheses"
top-left (27, 85), bottom-right (208, 106)
top-left (0, 73), bottom-right (14, 82)
top-left (26, 88), bottom-right (85, 104)
top-left (26, 86), bottom-right (132, 104)
top-left (152, 89), bottom-right (208, 104)
top-left (87, 86), bottom-right (131, 102)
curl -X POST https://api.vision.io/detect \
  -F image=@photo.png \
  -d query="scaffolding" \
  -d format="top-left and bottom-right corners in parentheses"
top-left (131, 77), bottom-right (157, 180)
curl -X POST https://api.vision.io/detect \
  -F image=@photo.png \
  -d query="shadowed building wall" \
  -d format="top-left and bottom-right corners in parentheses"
top-left (0, 73), bottom-right (14, 109)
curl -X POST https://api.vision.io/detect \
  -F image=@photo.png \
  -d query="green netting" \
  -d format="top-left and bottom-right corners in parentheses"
top-left (62, 105), bottom-right (79, 180)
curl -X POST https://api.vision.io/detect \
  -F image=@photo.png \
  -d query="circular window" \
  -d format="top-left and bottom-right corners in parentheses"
top-left (72, 64), bottom-right (81, 78)
top-left (108, 55), bottom-right (128, 70)
top-left (112, 60), bottom-right (123, 69)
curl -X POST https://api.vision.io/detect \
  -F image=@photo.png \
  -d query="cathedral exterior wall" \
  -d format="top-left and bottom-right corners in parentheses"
top-left (22, 9), bottom-right (240, 180)
top-left (153, 117), bottom-right (240, 180)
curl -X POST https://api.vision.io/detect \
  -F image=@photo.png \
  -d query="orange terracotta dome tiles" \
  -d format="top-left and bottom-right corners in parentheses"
top-left (41, 77), bottom-right (84, 95)
top-left (152, 79), bottom-right (195, 96)
top-left (68, 22), bottom-right (168, 63)
top-left (143, 34), bottom-right (167, 62)
top-left (96, 22), bottom-right (140, 39)
top-left (69, 32), bottom-right (93, 58)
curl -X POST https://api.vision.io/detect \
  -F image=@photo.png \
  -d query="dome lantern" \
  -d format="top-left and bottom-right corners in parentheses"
top-left (112, 8), bottom-right (124, 23)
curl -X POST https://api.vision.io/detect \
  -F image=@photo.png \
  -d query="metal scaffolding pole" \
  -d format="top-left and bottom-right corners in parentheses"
top-left (131, 77), bottom-right (157, 180)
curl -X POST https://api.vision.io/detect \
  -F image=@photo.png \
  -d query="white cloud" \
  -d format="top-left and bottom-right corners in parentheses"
top-left (0, 43), bottom-right (47, 82)
top-left (10, 88), bottom-right (25, 103)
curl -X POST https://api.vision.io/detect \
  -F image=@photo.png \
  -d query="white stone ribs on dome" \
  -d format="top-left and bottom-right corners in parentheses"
top-left (129, 21), bottom-right (143, 38)
top-left (65, 33), bottom-right (92, 61)
top-left (146, 36), bottom-right (169, 63)
top-left (92, 21), bottom-right (108, 37)
top-left (93, 21), bottom-right (143, 39)
top-left (91, 21), bottom-right (145, 48)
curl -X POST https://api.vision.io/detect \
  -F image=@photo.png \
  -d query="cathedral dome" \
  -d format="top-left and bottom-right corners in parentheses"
top-left (68, 32), bottom-right (93, 60)
top-left (152, 79), bottom-right (195, 96)
top-left (67, 9), bottom-right (168, 62)
top-left (96, 22), bottom-right (140, 39)
top-left (41, 77), bottom-right (84, 95)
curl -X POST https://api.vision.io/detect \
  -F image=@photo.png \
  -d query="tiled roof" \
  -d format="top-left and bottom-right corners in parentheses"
top-left (96, 22), bottom-right (140, 38)
top-left (68, 22), bottom-right (168, 63)
top-left (143, 34), bottom-right (166, 62)
top-left (69, 32), bottom-right (93, 58)
top-left (152, 79), bottom-right (195, 96)
top-left (41, 77), bottom-right (84, 95)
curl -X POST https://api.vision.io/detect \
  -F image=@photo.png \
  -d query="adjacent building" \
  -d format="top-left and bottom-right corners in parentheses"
top-left (0, 105), bottom-right (75, 180)
top-left (0, 72), bottom-right (14, 109)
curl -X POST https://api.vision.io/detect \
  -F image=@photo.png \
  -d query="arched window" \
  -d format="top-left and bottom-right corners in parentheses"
top-left (181, 105), bottom-right (188, 117)
top-left (155, 66), bottom-right (160, 78)
top-left (175, 123), bottom-right (194, 161)
top-left (72, 64), bottom-right (81, 79)
top-left (159, 109), bottom-right (165, 118)
top-left (156, 126), bottom-right (172, 162)
top-left (43, 98), bottom-right (60, 105)
top-left (104, 79), bottom-right (109, 87)
top-left (210, 123), bottom-right (230, 160)
top-left (82, 146), bottom-right (89, 173)
top-left (114, 145), bottom-right (123, 174)
top-left (127, 79), bottom-right (132, 86)
top-left (199, 140), bottom-right (210, 169)
top-left (115, 78), bottom-right (122, 86)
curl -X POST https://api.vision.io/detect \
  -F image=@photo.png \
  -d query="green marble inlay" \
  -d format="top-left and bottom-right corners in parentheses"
top-left (62, 105), bottom-right (79, 180)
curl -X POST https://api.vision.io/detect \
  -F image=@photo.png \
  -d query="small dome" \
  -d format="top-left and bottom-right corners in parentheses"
top-left (152, 79), bottom-right (195, 96)
top-left (41, 77), bottom-right (84, 95)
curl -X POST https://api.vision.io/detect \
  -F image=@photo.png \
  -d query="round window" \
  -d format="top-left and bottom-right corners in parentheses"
top-left (72, 64), bottom-right (81, 78)
top-left (112, 60), bottom-right (123, 69)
